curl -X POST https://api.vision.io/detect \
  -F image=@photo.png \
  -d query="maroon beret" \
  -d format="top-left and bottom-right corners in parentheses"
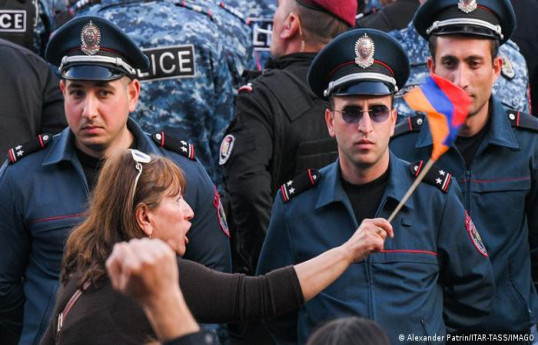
top-left (296, 0), bottom-right (357, 27)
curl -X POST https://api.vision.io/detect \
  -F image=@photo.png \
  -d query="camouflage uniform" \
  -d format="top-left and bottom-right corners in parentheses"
top-left (79, 0), bottom-right (234, 187)
top-left (390, 23), bottom-right (530, 118)
top-left (227, 0), bottom-right (276, 71)
top-left (198, 0), bottom-right (255, 89)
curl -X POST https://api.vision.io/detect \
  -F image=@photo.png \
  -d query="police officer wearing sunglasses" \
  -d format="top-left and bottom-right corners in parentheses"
top-left (0, 16), bottom-right (231, 345)
top-left (257, 28), bottom-right (494, 344)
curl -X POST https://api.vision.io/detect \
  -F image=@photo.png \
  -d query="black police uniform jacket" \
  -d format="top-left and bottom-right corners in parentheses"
top-left (221, 52), bottom-right (338, 274)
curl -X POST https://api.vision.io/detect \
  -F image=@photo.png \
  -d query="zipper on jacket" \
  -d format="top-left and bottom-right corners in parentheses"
top-left (465, 170), bottom-right (472, 211)
top-left (420, 316), bottom-right (432, 345)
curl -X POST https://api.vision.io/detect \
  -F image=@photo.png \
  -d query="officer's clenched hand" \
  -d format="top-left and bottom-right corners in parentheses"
top-left (343, 218), bottom-right (394, 263)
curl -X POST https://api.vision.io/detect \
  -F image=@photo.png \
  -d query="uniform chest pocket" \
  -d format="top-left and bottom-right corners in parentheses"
top-left (29, 215), bottom-right (84, 272)
top-left (470, 175), bottom-right (531, 193)
top-left (369, 251), bottom-right (440, 290)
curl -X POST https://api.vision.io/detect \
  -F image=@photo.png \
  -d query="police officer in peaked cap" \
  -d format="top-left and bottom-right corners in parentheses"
top-left (413, 0), bottom-right (515, 45)
top-left (257, 27), bottom-right (494, 344)
top-left (391, 0), bottom-right (538, 338)
top-left (0, 15), bottom-right (232, 344)
top-left (308, 28), bottom-right (409, 99)
top-left (46, 16), bottom-right (149, 80)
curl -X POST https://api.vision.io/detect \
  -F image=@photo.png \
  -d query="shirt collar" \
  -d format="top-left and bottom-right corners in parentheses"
top-left (315, 152), bottom-right (414, 211)
top-left (43, 118), bottom-right (160, 166)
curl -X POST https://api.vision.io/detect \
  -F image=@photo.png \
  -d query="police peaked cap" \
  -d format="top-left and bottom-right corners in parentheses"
top-left (46, 16), bottom-right (149, 80)
top-left (308, 28), bottom-right (409, 99)
top-left (413, 0), bottom-right (515, 45)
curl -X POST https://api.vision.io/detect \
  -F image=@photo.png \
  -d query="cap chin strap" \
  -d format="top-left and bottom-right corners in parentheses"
top-left (59, 55), bottom-right (137, 75)
top-left (426, 18), bottom-right (503, 40)
top-left (323, 72), bottom-right (397, 97)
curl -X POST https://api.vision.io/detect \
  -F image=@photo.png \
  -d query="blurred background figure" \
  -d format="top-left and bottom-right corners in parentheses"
top-left (0, 38), bottom-right (65, 159)
top-left (356, 0), bottom-right (419, 32)
top-left (510, 0), bottom-right (537, 114)
top-left (306, 317), bottom-right (391, 345)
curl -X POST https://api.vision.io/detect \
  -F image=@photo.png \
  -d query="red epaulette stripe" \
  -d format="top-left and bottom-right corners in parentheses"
top-left (8, 149), bottom-right (16, 163)
top-left (516, 111), bottom-right (521, 127)
top-left (442, 174), bottom-right (452, 192)
top-left (38, 134), bottom-right (44, 147)
top-left (189, 145), bottom-right (195, 160)
top-left (308, 169), bottom-right (315, 185)
top-left (281, 185), bottom-right (288, 202)
top-left (160, 131), bottom-right (165, 147)
top-left (415, 161), bottom-right (424, 177)
top-left (407, 116), bottom-right (413, 131)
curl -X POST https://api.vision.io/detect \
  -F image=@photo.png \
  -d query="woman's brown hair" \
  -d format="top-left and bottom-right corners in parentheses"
top-left (61, 150), bottom-right (186, 288)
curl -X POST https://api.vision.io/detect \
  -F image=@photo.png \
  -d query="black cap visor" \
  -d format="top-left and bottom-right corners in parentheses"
top-left (434, 24), bottom-right (501, 41)
top-left (62, 64), bottom-right (128, 81)
top-left (332, 81), bottom-right (394, 97)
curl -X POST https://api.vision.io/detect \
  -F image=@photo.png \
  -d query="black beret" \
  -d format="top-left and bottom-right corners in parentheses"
top-left (45, 16), bottom-right (149, 80)
top-left (308, 28), bottom-right (409, 99)
top-left (413, 0), bottom-right (516, 45)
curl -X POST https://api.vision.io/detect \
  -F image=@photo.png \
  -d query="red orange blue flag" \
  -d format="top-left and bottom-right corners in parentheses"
top-left (403, 74), bottom-right (471, 160)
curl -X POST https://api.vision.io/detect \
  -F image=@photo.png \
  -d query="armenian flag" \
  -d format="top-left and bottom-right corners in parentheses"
top-left (403, 74), bottom-right (471, 160)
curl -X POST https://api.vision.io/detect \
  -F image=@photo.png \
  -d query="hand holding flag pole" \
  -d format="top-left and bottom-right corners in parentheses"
top-left (387, 74), bottom-right (471, 223)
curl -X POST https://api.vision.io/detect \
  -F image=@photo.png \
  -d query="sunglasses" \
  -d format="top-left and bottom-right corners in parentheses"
top-left (130, 149), bottom-right (152, 205)
top-left (333, 105), bottom-right (391, 124)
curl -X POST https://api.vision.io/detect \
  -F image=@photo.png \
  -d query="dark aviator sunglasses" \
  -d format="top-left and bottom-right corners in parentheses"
top-left (332, 105), bottom-right (391, 124)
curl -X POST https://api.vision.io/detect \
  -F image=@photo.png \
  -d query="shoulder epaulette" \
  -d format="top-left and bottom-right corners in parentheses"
top-left (151, 131), bottom-right (195, 160)
top-left (280, 169), bottom-right (321, 203)
top-left (506, 110), bottom-right (538, 132)
top-left (392, 114), bottom-right (425, 138)
top-left (175, 2), bottom-right (215, 22)
top-left (7, 134), bottom-right (52, 164)
top-left (408, 161), bottom-right (452, 193)
top-left (218, 1), bottom-right (246, 22)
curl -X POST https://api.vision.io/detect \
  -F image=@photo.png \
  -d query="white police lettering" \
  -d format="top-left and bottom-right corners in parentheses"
top-left (0, 11), bottom-right (26, 32)
top-left (250, 18), bottom-right (272, 51)
top-left (137, 45), bottom-right (196, 81)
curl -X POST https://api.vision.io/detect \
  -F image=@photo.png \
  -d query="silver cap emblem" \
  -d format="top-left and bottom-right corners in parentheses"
top-left (354, 34), bottom-right (375, 69)
top-left (458, 0), bottom-right (477, 13)
top-left (80, 21), bottom-right (101, 55)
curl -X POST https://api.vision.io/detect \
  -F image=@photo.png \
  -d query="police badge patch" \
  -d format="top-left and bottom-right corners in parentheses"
top-left (81, 20), bottom-right (101, 55)
top-left (354, 33), bottom-right (375, 69)
top-left (458, 0), bottom-right (477, 13)
top-left (219, 134), bottom-right (235, 165)
top-left (213, 187), bottom-right (230, 238)
top-left (465, 211), bottom-right (488, 257)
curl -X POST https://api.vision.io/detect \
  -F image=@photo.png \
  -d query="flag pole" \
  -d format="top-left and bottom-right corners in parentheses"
top-left (387, 158), bottom-right (436, 223)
